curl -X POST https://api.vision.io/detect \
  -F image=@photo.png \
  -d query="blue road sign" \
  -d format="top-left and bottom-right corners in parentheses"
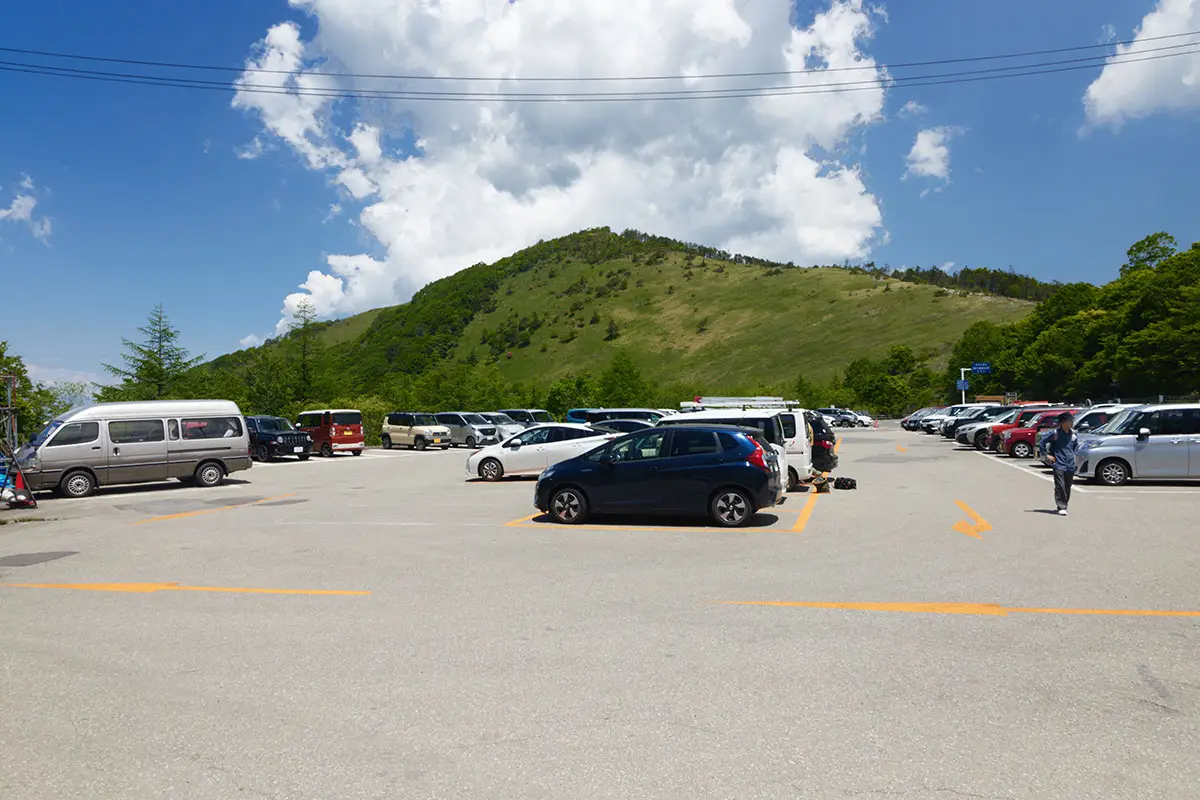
top-left (956, 379), bottom-right (970, 391)
top-left (972, 362), bottom-right (992, 375)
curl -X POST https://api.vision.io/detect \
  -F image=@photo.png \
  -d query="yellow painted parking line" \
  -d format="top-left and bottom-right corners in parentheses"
top-left (896, 445), bottom-right (907, 453)
top-left (722, 600), bottom-right (1200, 618)
top-left (951, 500), bottom-right (991, 539)
top-left (1, 581), bottom-right (369, 596)
top-left (503, 512), bottom-right (541, 527)
top-left (508, 521), bottom-right (749, 534)
top-left (134, 493), bottom-right (297, 526)
top-left (791, 491), bottom-right (820, 533)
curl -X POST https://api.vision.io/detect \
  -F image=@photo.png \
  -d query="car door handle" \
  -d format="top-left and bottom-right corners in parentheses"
top-left (112, 446), bottom-right (120, 455)
top-left (1170, 439), bottom-right (1185, 445)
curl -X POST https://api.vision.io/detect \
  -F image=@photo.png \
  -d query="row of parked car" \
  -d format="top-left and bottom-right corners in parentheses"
top-left (900, 400), bottom-right (1200, 484)
top-left (13, 398), bottom-right (849, 526)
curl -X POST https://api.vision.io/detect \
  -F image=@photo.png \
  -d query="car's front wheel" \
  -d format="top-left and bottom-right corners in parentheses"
top-left (1097, 458), bottom-right (1131, 486)
top-left (1011, 441), bottom-right (1033, 459)
top-left (59, 470), bottom-right (96, 498)
top-left (414, 438), bottom-right (427, 452)
top-left (711, 488), bottom-right (754, 528)
top-left (974, 431), bottom-right (989, 449)
top-left (478, 458), bottom-right (504, 481)
top-left (255, 444), bottom-right (271, 463)
top-left (466, 436), bottom-right (477, 449)
top-left (549, 487), bottom-right (588, 524)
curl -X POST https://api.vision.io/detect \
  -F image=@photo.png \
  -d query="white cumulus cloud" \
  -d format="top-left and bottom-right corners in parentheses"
top-left (0, 175), bottom-right (52, 244)
top-left (231, 0), bottom-right (892, 334)
top-left (239, 334), bottom-right (264, 349)
top-left (1084, 0), bottom-right (1200, 127)
top-left (897, 100), bottom-right (927, 117)
top-left (903, 126), bottom-right (963, 187)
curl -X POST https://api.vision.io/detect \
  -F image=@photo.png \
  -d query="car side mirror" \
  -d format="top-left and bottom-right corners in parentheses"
top-left (505, 440), bottom-right (520, 449)
top-left (1137, 428), bottom-right (1152, 440)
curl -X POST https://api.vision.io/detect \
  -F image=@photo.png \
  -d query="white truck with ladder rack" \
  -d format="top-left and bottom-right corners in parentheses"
top-left (673, 396), bottom-right (814, 490)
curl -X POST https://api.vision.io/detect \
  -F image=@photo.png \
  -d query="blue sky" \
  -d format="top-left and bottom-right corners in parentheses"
top-left (1, 0), bottom-right (1197, 386)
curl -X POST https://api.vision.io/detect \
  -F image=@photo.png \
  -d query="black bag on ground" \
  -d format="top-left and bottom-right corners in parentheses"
top-left (833, 477), bottom-right (857, 490)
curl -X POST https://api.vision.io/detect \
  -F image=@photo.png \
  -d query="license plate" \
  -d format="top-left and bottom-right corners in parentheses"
top-left (293, 446), bottom-right (304, 453)
top-left (433, 438), bottom-right (442, 444)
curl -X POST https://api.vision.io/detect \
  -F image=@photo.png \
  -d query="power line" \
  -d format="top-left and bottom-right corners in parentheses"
top-left (1, 46), bottom-right (1196, 103)
top-left (0, 29), bottom-right (1198, 84)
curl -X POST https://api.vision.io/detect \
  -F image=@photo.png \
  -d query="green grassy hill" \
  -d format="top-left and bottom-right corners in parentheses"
top-left (205, 228), bottom-right (1033, 393)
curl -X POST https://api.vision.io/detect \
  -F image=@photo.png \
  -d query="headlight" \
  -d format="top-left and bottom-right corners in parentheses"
top-left (1002, 431), bottom-right (1012, 439)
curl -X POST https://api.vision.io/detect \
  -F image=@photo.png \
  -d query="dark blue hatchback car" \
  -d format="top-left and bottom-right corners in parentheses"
top-left (534, 424), bottom-right (784, 527)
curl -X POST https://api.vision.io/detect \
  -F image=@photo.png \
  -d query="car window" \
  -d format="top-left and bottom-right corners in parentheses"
top-left (414, 414), bottom-right (437, 427)
top-left (611, 430), bottom-right (666, 462)
top-left (168, 419), bottom-right (180, 440)
top-left (1186, 410), bottom-right (1200, 435)
top-left (487, 413), bottom-right (515, 425)
top-left (515, 427), bottom-right (552, 446)
top-left (332, 412), bottom-right (362, 426)
top-left (780, 414), bottom-right (797, 439)
top-left (668, 430), bottom-right (719, 457)
top-left (464, 414), bottom-right (488, 425)
top-left (566, 427), bottom-right (604, 439)
top-left (181, 417), bottom-right (243, 440)
top-left (109, 419), bottom-right (166, 444)
top-left (45, 421), bottom-right (100, 447)
top-left (532, 411), bottom-right (554, 423)
top-left (1158, 410), bottom-right (1190, 436)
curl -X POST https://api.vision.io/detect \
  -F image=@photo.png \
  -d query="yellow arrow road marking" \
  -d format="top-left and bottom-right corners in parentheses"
top-left (952, 500), bottom-right (991, 539)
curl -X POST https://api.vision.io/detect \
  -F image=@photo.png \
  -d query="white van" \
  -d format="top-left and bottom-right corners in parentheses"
top-left (676, 398), bottom-right (812, 490)
top-left (657, 409), bottom-right (792, 490)
top-left (15, 400), bottom-right (252, 498)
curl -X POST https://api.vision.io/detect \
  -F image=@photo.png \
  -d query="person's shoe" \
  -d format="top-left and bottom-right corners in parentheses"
top-left (1057, 509), bottom-right (1067, 516)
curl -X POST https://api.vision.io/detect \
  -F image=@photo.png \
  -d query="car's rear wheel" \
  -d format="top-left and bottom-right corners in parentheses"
top-left (1011, 441), bottom-right (1033, 458)
top-left (787, 467), bottom-right (800, 492)
top-left (320, 443), bottom-right (333, 458)
top-left (479, 458), bottom-right (503, 481)
top-left (382, 435), bottom-right (393, 450)
top-left (351, 449), bottom-right (362, 456)
top-left (194, 462), bottom-right (225, 488)
top-left (711, 488), bottom-right (753, 528)
top-left (549, 487), bottom-right (588, 524)
top-left (1097, 458), bottom-right (1131, 486)
top-left (59, 470), bottom-right (96, 498)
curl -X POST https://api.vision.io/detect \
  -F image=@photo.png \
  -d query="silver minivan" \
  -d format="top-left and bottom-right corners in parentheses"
top-left (1077, 404), bottom-right (1200, 485)
top-left (15, 400), bottom-right (252, 498)
top-left (434, 412), bottom-right (499, 448)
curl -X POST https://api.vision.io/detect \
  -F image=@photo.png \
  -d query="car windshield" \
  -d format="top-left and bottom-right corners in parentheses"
top-left (484, 413), bottom-right (515, 425)
top-left (464, 414), bottom-right (489, 424)
top-left (532, 411), bottom-right (553, 423)
top-left (1094, 408), bottom-right (1143, 435)
top-left (414, 414), bottom-right (438, 426)
top-left (29, 419), bottom-right (64, 448)
top-left (257, 417), bottom-right (292, 432)
top-left (332, 412), bottom-right (362, 425)
top-left (992, 410), bottom-right (1019, 424)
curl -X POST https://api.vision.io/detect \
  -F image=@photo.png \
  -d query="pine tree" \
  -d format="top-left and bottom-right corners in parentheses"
top-left (100, 305), bottom-right (202, 400)
top-left (289, 299), bottom-right (323, 391)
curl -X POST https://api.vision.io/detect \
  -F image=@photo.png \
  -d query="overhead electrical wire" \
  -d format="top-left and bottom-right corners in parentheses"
top-left (0, 39), bottom-right (1197, 103)
top-left (0, 29), bottom-right (1197, 83)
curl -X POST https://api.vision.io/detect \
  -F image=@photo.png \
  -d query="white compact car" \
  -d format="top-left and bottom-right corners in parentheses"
top-left (466, 423), bottom-right (616, 481)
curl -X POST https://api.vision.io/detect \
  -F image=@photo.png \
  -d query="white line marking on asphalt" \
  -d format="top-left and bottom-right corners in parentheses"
top-left (971, 451), bottom-right (1091, 492)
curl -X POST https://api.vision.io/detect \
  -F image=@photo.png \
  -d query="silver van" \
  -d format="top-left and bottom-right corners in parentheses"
top-left (1077, 404), bottom-right (1200, 485)
top-left (15, 400), bottom-right (252, 498)
top-left (434, 412), bottom-right (499, 448)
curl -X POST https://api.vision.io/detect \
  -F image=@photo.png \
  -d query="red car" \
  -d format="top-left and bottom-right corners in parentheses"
top-left (295, 408), bottom-right (365, 458)
top-left (1000, 409), bottom-right (1079, 458)
top-left (986, 406), bottom-right (1056, 450)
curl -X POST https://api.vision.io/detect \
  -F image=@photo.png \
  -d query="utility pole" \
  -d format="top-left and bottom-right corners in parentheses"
top-left (959, 367), bottom-right (970, 405)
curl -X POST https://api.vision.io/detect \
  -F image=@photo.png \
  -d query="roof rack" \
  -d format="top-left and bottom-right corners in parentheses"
top-left (679, 396), bottom-right (804, 411)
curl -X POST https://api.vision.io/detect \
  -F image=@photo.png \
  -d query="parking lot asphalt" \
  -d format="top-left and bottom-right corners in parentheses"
top-left (3, 425), bottom-right (1199, 799)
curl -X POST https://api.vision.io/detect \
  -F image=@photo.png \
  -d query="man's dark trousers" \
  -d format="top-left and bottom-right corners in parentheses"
top-left (1054, 469), bottom-right (1074, 510)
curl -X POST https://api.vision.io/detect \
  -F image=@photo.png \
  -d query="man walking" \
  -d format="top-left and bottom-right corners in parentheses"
top-left (1040, 412), bottom-right (1078, 515)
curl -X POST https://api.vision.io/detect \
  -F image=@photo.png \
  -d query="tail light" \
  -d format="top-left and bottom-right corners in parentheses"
top-left (814, 439), bottom-right (832, 449)
top-left (747, 439), bottom-right (770, 472)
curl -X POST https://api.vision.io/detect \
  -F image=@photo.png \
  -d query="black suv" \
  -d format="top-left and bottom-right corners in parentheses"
top-left (246, 415), bottom-right (313, 462)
